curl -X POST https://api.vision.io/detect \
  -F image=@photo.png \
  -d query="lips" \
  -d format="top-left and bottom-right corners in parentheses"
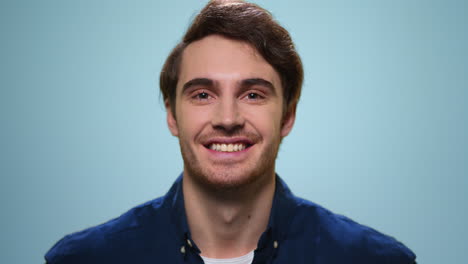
top-left (202, 136), bottom-right (255, 153)
top-left (209, 143), bottom-right (247, 152)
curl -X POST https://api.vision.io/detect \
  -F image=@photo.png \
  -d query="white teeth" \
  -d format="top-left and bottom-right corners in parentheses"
top-left (209, 143), bottom-right (247, 152)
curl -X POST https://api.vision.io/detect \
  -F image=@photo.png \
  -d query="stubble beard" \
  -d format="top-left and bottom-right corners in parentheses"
top-left (179, 136), bottom-right (280, 194)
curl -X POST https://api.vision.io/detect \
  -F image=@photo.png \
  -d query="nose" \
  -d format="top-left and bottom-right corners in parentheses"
top-left (211, 97), bottom-right (245, 132)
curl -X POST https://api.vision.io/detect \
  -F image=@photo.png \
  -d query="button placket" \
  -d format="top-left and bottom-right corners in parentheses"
top-left (180, 245), bottom-right (186, 254)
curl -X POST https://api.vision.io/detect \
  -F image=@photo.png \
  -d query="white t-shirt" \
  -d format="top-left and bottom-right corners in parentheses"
top-left (200, 251), bottom-right (254, 264)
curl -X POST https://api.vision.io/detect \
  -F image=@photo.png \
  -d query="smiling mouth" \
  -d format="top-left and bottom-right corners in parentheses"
top-left (207, 143), bottom-right (252, 152)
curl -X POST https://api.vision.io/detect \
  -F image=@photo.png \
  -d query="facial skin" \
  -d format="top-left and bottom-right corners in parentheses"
top-left (166, 35), bottom-right (295, 192)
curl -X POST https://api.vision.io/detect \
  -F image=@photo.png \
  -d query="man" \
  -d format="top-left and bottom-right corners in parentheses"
top-left (45, 0), bottom-right (416, 263)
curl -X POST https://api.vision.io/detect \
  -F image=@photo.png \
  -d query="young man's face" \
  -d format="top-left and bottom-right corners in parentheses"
top-left (167, 35), bottom-right (295, 190)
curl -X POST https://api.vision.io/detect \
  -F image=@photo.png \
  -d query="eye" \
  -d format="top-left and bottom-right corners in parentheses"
top-left (244, 92), bottom-right (265, 101)
top-left (247, 93), bottom-right (259, 99)
top-left (196, 92), bottom-right (209, 100)
top-left (190, 90), bottom-right (214, 103)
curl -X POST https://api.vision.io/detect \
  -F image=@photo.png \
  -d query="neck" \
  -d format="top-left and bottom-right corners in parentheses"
top-left (183, 171), bottom-right (275, 259)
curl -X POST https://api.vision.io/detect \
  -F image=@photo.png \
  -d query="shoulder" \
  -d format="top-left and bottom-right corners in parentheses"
top-left (45, 197), bottom-right (167, 263)
top-left (290, 197), bottom-right (416, 263)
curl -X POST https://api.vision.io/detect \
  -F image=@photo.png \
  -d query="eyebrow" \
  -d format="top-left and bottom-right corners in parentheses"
top-left (241, 78), bottom-right (277, 96)
top-left (181, 78), bottom-right (214, 94)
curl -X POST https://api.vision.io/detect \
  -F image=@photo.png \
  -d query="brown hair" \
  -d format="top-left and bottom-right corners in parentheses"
top-left (160, 0), bottom-right (303, 117)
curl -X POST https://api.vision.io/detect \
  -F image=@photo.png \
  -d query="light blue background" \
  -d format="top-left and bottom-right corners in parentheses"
top-left (1, 0), bottom-right (467, 263)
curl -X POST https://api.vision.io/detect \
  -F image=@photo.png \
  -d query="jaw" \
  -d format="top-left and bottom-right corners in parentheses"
top-left (179, 128), bottom-right (282, 193)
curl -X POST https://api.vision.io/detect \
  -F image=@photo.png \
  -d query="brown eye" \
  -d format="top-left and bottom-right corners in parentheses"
top-left (192, 91), bottom-right (212, 100)
top-left (247, 93), bottom-right (259, 99)
top-left (245, 92), bottom-right (264, 101)
top-left (197, 92), bottom-right (209, 99)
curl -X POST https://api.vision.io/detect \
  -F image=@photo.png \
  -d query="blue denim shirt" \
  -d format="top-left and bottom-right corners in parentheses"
top-left (45, 175), bottom-right (416, 263)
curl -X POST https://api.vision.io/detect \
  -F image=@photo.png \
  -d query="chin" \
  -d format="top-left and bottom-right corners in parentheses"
top-left (189, 165), bottom-right (261, 192)
top-left (180, 140), bottom-right (279, 192)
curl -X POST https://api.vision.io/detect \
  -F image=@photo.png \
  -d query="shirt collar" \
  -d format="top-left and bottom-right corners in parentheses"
top-left (257, 175), bottom-right (297, 250)
top-left (164, 173), bottom-right (298, 253)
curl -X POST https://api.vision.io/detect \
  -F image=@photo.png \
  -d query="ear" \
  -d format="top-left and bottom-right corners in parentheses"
top-left (165, 100), bottom-right (179, 137)
top-left (280, 105), bottom-right (296, 138)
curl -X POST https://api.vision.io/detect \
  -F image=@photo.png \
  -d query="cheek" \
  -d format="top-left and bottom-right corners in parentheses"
top-left (244, 106), bottom-right (283, 136)
top-left (177, 104), bottom-right (213, 138)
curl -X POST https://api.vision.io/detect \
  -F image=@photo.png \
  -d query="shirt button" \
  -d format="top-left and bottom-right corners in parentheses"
top-left (180, 245), bottom-right (186, 254)
top-left (273, 241), bottom-right (278, 249)
top-left (187, 239), bottom-right (193, 247)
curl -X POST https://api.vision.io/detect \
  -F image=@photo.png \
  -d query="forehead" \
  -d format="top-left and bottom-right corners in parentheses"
top-left (178, 35), bottom-right (281, 93)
